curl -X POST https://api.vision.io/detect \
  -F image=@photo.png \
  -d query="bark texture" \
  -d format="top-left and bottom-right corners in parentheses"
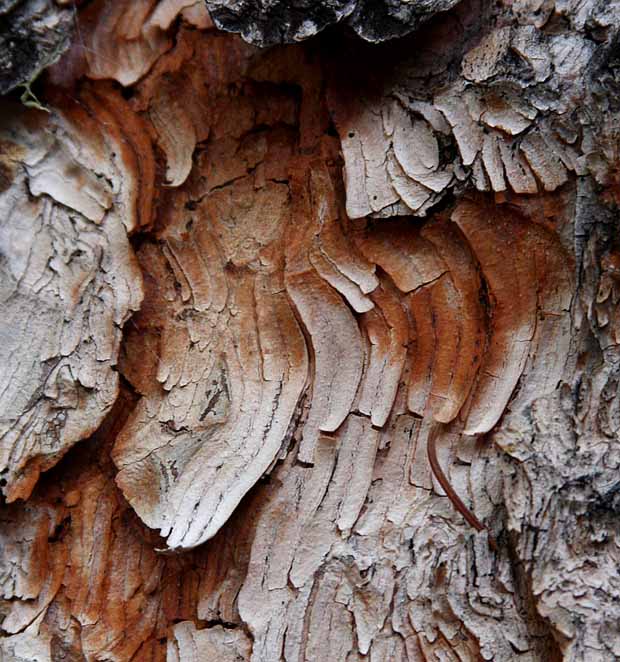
top-left (1, 0), bottom-right (620, 660)
top-left (0, 0), bottom-right (72, 95)
top-left (204, 0), bottom-right (461, 45)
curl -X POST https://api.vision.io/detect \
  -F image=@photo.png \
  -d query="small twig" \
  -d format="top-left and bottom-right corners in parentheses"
top-left (427, 423), bottom-right (497, 551)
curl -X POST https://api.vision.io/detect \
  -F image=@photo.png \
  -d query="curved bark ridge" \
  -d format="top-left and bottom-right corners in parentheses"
top-left (0, 418), bottom-right (255, 661)
top-left (47, 0), bottom-right (213, 89)
top-left (0, 90), bottom-right (149, 502)
top-left (103, 28), bottom-right (573, 552)
top-left (330, 4), bottom-right (596, 219)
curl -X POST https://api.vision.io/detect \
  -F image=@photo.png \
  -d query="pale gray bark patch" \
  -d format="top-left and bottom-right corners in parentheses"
top-left (167, 621), bottom-right (252, 661)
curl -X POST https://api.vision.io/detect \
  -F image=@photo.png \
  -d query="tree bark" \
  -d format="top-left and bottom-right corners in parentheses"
top-left (1, 0), bottom-right (620, 660)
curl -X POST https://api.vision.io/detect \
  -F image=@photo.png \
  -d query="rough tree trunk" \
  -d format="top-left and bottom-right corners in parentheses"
top-left (1, 0), bottom-right (620, 660)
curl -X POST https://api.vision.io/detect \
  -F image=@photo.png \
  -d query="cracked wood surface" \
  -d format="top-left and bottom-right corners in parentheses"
top-left (1, 0), bottom-right (620, 660)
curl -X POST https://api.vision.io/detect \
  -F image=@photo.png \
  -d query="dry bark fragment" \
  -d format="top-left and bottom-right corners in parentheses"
top-left (204, 0), bottom-right (461, 46)
top-left (0, 97), bottom-right (144, 502)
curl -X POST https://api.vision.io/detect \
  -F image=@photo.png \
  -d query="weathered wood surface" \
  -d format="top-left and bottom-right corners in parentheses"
top-left (1, 0), bottom-right (620, 660)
